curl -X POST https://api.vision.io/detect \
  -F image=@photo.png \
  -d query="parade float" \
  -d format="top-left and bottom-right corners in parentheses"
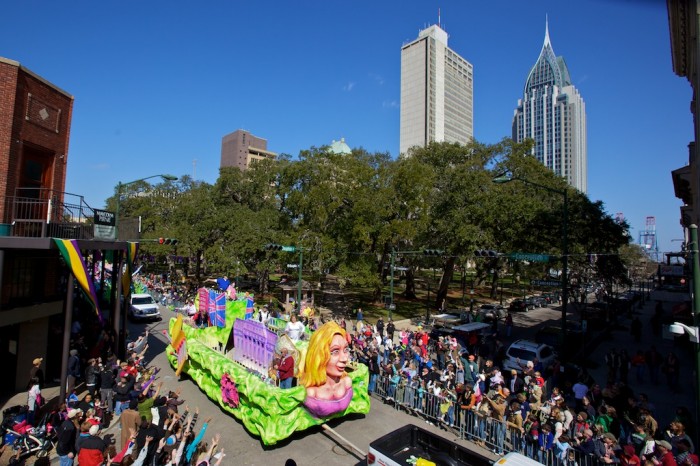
top-left (164, 291), bottom-right (371, 445)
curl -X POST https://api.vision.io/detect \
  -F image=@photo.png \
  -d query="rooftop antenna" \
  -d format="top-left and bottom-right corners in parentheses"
top-left (438, 8), bottom-right (441, 28)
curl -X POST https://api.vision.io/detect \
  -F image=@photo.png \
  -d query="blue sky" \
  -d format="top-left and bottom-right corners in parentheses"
top-left (1, 0), bottom-right (690, 254)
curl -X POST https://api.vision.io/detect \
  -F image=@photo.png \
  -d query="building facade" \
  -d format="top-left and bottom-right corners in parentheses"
top-left (220, 129), bottom-right (277, 171)
top-left (400, 24), bottom-right (474, 156)
top-left (512, 23), bottom-right (588, 193)
top-left (0, 57), bottom-right (126, 396)
top-left (669, 0), bottom-right (700, 231)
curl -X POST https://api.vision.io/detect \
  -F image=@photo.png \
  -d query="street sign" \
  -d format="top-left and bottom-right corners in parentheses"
top-left (509, 252), bottom-right (550, 262)
top-left (531, 279), bottom-right (561, 287)
top-left (281, 246), bottom-right (297, 252)
top-left (287, 264), bottom-right (298, 268)
top-left (388, 304), bottom-right (396, 310)
top-left (394, 266), bottom-right (409, 271)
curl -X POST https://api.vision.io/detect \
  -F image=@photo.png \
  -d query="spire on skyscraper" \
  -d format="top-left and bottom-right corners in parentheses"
top-left (512, 18), bottom-right (587, 193)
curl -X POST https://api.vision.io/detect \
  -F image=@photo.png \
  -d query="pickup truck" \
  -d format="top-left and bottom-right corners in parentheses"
top-left (366, 424), bottom-right (491, 466)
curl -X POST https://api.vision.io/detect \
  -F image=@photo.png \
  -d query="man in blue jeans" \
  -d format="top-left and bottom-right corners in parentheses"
top-left (486, 389), bottom-right (508, 455)
top-left (367, 350), bottom-right (380, 393)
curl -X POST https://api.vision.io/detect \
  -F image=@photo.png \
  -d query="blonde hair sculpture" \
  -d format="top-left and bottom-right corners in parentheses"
top-left (299, 321), bottom-right (347, 388)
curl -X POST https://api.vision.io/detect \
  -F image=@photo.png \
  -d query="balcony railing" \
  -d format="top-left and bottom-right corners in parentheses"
top-left (1, 188), bottom-right (96, 239)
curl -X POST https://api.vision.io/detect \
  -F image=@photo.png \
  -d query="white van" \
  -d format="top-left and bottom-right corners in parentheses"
top-left (494, 452), bottom-right (545, 466)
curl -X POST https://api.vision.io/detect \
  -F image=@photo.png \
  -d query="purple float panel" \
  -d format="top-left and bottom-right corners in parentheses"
top-left (233, 319), bottom-right (278, 372)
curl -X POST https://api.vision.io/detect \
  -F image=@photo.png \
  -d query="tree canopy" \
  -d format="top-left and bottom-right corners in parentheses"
top-left (107, 139), bottom-right (636, 307)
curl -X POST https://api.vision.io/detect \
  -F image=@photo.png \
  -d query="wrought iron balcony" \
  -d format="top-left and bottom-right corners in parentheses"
top-left (1, 188), bottom-right (96, 239)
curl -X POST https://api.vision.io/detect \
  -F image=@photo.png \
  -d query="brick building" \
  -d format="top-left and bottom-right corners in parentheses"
top-left (220, 129), bottom-right (277, 171)
top-left (0, 57), bottom-right (126, 396)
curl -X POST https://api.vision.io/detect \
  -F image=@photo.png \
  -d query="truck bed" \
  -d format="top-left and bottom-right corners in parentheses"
top-left (369, 424), bottom-right (491, 466)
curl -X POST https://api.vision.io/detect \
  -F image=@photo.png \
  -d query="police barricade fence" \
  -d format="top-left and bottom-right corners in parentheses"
top-left (371, 374), bottom-right (598, 466)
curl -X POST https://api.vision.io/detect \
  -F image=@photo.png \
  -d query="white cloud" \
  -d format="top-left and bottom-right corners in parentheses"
top-left (342, 81), bottom-right (356, 92)
top-left (382, 100), bottom-right (398, 108)
top-left (369, 72), bottom-right (385, 85)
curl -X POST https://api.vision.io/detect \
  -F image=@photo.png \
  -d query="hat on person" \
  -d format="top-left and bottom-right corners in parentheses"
top-left (602, 433), bottom-right (617, 442)
top-left (89, 425), bottom-right (100, 436)
top-left (69, 349), bottom-right (78, 356)
top-left (656, 440), bottom-right (673, 450)
top-left (33, 358), bottom-right (43, 365)
top-left (67, 408), bottom-right (82, 419)
top-left (623, 445), bottom-right (636, 457)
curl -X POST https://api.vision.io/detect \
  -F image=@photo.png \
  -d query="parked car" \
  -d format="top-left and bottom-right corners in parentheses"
top-left (525, 296), bottom-right (543, 311)
top-left (542, 292), bottom-right (562, 304)
top-left (479, 304), bottom-right (506, 321)
top-left (502, 340), bottom-right (557, 373)
top-left (129, 293), bottom-right (161, 321)
top-left (508, 299), bottom-right (528, 313)
top-left (532, 296), bottom-right (548, 307)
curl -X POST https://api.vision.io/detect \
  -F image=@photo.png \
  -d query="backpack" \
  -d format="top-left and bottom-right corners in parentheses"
top-left (34, 391), bottom-right (44, 408)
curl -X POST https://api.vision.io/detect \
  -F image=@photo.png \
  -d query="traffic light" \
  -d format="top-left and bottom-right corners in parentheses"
top-left (474, 249), bottom-right (498, 257)
top-left (423, 249), bottom-right (445, 256)
top-left (158, 238), bottom-right (178, 245)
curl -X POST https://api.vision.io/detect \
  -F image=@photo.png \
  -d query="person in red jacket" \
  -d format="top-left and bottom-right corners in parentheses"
top-left (278, 348), bottom-right (295, 389)
top-left (77, 424), bottom-right (106, 466)
top-left (653, 440), bottom-right (678, 466)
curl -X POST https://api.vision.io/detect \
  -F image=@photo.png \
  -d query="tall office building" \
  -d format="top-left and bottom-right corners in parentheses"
top-left (400, 24), bottom-right (473, 156)
top-left (512, 22), bottom-right (587, 193)
top-left (220, 129), bottom-right (277, 171)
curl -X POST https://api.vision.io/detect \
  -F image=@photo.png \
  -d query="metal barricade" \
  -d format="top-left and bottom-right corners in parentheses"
top-left (368, 374), bottom-right (600, 465)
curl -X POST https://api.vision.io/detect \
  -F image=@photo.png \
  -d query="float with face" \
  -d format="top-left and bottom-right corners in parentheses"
top-left (165, 297), bottom-right (370, 445)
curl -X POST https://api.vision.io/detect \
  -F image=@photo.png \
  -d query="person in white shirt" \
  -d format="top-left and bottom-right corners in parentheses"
top-left (285, 314), bottom-right (305, 342)
top-left (259, 307), bottom-right (270, 325)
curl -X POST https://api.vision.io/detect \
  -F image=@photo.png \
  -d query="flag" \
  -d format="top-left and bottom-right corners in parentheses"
top-left (211, 293), bottom-right (226, 328)
top-left (121, 242), bottom-right (139, 296)
top-left (198, 288), bottom-right (209, 314)
top-left (53, 238), bottom-right (102, 323)
top-left (209, 290), bottom-right (218, 326)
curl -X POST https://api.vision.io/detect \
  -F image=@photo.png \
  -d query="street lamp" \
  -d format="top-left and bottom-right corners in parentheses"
top-left (115, 174), bottom-right (178, 240)
top-left (493, 173), bottom-right (569, 356)
top-left (686, 224), bottom-right (700, 431)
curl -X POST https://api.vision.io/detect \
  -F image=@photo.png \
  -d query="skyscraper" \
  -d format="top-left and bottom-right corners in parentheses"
top-left (220, 129), bottom-right (277, 171)
top-left (400, 24), bottom-right (473, 156)
top-left (512, 21), bottom-right (587, 193)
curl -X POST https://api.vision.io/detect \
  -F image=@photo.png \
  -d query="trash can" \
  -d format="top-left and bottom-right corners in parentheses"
top-left (0, 224), bottom-right (10, 236)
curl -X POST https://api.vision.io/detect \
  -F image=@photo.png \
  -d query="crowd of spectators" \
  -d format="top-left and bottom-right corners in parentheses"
top-left (346, 314), bottom-right (697, 465)
top-left (17, 327), bottom-right (227, 466)
top-left (8, 284), bottom-right (698, 466)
